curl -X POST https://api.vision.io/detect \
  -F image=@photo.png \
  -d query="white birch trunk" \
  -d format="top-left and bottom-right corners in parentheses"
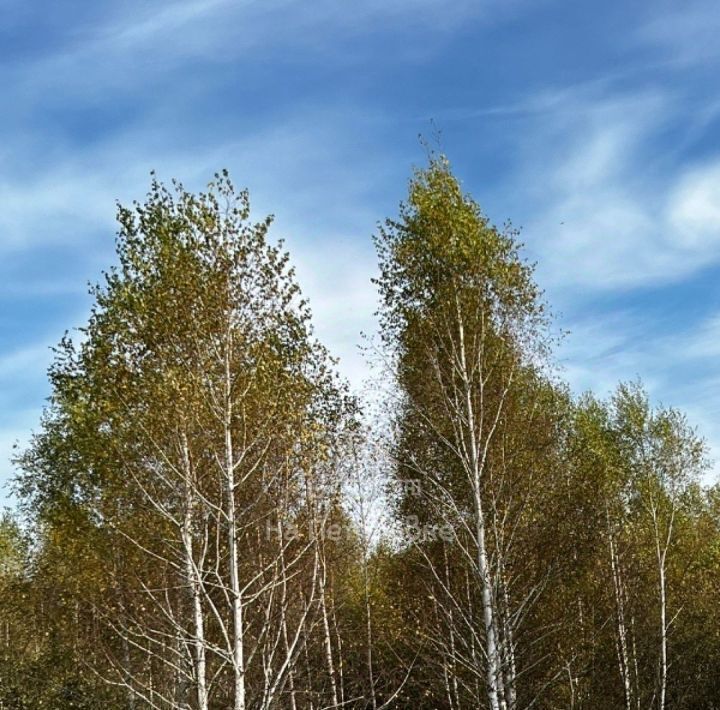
top-left (224, 340), bottom-right (246, 710)
top-left (319, 561), bottom-right (339, 708)
top-left (653, 504), bottom-right (669, 710)
top-left (181, 434), bottom-right (209, 710)
top-left (608, 522), bottom-right (633, 710)
top-left (457, 310), bottom-right (503, 710)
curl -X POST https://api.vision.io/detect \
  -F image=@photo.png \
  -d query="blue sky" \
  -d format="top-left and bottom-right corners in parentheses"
top-left (2, 0), bottom-right (720, 498)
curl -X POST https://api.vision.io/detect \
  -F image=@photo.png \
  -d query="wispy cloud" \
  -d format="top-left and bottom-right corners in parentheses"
top-left (668, 162), bottom-right (720, 250)
top-left (638, 0), bottom-right (720, 66)
top-left (498, 88), bottom-right (720, 292)
top-left (478, 80), bottom-right (720, 481)
top-left (0, 0), bottom-right (523, 103)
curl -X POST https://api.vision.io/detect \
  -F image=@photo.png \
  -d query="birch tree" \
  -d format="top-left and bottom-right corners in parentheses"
top-left (16, 172), bottom-right (353, 709)
top-left (375, 155), bottom-right (557, 709)
top-left (612, 383), bottom-right (706, 710)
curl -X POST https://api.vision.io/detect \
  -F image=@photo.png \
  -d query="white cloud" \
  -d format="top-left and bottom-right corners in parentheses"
top-left (292, 236), bottom-right (378, 389)
top-left (93, 0), bottom-right (523, 52)
top-left (503, 89), bottom-right (720, 291)
top-left (0, 174), bottom-right (115, 252)
top-left (0, 0), bottom-right (524, 103)
top-left (668, 162), bottom-right (720, 249)
top-left (682, 314), bottom-right (720, 360)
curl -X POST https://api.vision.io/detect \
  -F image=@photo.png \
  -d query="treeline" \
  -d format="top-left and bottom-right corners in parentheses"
top-left (1, 159), bottom-right (719, 709)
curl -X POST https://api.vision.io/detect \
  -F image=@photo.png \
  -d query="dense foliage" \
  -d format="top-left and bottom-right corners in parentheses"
top-left (2, 160), bottom-right (718, 709)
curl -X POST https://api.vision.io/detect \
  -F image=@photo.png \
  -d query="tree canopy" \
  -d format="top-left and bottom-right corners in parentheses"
top-left (2, 158), bottom-right (718, 709)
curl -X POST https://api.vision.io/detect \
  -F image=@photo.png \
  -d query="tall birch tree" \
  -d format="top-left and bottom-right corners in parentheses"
top-left (375, 155), bottom-right (556, 709)
top-left (16, 172), bottom-right (353, 709)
